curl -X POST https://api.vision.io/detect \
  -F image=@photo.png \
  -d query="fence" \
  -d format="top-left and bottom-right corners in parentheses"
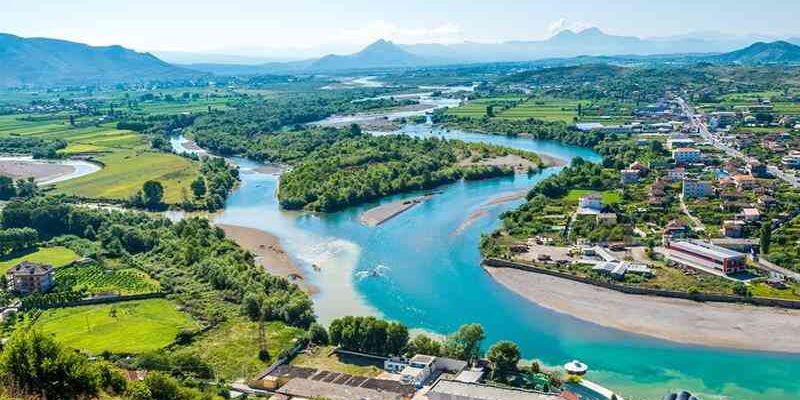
top-left (483, 258), bottom-right (800, 309)
top-left (29, 292), bottom-right (166, 311)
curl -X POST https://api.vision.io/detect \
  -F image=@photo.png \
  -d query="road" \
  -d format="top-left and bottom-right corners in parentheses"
top-left (676, 97), bottom-right (800, 189)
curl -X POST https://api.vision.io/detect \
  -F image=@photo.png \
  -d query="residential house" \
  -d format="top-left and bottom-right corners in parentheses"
top-left (732, 174), bottom-right (757, 190)
top-left (721, 220), bottom-right (745, 238)
top-left (6, 261), bottom-right (54, 294)
top-left (682, 179), bottom-right (713, 199)
top-left (596, 213), bottom-right (618, 226)
top-left (620, 169), bottom-right (640, 184)
top-left (673, 148), bottom-right (702, 165)
top-left (666, 167), bottom-right (686, 181)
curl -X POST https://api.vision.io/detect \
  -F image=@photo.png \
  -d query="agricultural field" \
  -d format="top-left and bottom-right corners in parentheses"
top-left (0, 114), bottom-right (200, 203)
top-left (35, 298), bottom-right (199, 354)
top-left (54, 263), bottom-right (161, 295)
top-left (497, 98), bottom-right (584, 122)
top-left (445, 97), bottom-right (524, 118)
top-left (176, 318), bottom-right (305, 380)
top-left (0, 246), bottom-right (80, 273)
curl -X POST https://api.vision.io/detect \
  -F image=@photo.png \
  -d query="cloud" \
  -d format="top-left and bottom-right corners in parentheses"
top-left (547, 18), bottom-right (594, 36)
top-left (334, 20), bottom-right (464, 45)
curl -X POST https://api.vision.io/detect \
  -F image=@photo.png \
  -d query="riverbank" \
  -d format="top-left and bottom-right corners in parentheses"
top-left (218, 224), bottom-right (316, 294)
top-left (485, 265), bottom-right (800, 353)
top-left (359, 194), bottom-right (436, 226)
top-left (0, 156), bottom-right (102, 184)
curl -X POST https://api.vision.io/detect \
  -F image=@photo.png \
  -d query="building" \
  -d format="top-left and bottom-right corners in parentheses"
top-left (384, 357), bottom-right (408, 373)
top-left (576, 122), bottom-right (605, 132)
top-left (578, 194), bottom-right (602, 213)
top-left (400, 354), bottom-right (436, 387)
top-left (682, 179), bottom-right (713, 199)
top-left (747, 160), bottom-right (768, 177)
top-left (427, 379), bottom-right (559, 400)
top-left (666, 167), bottom-right (686, 181)
top-left (739, 208), bottom-right (761, 222)
top-left (783, 151), bottom-right (800, 169)
top-left (596, 213), bottom-right (618, 226)
top-left (6, 261), bottom-right (54, 294)
top-left (672, 148), bottom-right (702, 165)
top-left (732, 174), bottom-right (757, 190)
top-left (666, 137), bottom-right (695, 150)
top-left (721, 220), bottom-right (745, 238)
top-left (666, 240), bottom-right (747, 274)
top-left (620, 169), bottom-right (640, 184)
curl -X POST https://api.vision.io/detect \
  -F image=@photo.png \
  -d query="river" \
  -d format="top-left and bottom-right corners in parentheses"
top-left (171, 123), bottom-right (800, 400)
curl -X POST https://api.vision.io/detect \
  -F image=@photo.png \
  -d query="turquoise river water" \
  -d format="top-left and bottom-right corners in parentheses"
top-left (174, 126), bottom-right (800, 400)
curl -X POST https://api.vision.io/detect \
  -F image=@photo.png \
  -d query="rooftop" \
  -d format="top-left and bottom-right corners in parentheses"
top-left (670, 240), bottom-right (745, 261)
top-left (428, 379), bottom-right (558, 400)
top-left (6, 261), bottom-right (54, 276)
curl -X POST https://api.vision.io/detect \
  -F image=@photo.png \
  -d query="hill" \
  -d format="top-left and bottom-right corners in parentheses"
top-left (310, 39), bottom-right (433, 71)
top-left (712, 41), bottom-right (800, 64)
top-left (0, 33), bottom-right (198, 87)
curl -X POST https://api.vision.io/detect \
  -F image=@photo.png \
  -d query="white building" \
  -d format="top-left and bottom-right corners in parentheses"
top-left (667, 167), bottom-right (686, 181)
top-left (666, 137), bottom-right (695, 150)
top-left (578, 194), bottom-right (603, 213)
top-left (620, 169), bottom-right (640, 184)
top-left (682, 179), bottom-right (713, 199)
top-left (672, 147), bottom-right (702, 165)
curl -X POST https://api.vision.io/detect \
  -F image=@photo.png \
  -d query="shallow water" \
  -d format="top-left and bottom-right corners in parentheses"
top-left (174, 129), bottom-right (800, 400)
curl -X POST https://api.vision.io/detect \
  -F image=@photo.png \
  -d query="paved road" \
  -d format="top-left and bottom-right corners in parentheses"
top-left (676, 97), bottom-right (800, 189)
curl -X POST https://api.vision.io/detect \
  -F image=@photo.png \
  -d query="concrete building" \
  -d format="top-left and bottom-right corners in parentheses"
top-left (666, 167), bottom-right (686, 181)
top-left (740, 208), bottom-right (761, 222)
top-left (620, 169), bottom-right (640, 184)
top-left (666, 137), bottom-right (695, 150)
top-left (783, 151), bottom-right (800, 169)
top-left (682, 179), bottom-right (713, 199)
top-left (666, 240), bottom-right (747, 275)
top-left (732, 174), bottom-right (757, 190)
top-left (747, 160), bottom-right (768, 177)
top-left (596, 213), bottom-right (618, 226)
top-left (6, 261), bottom-right (54, 294)
top-left (427, 379), bottom-right (559, 400)
top-left (578, 194), bottom-right (602, 214)
top-left (721, 220), bottom-right (745, 238)
top-left (672, 148), bottom-right (702, 165)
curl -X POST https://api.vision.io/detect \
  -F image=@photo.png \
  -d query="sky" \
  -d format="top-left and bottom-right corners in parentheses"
top-left (3, 0), bottom-right (800, 57)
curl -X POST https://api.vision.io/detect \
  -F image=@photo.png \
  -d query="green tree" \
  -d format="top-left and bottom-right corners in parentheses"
top-left (190, 178), bottom-right (207, 198)
top-left (406, 334), bottom-right (443, 357)
top-left (486, 341), bottom-right (521, 379)
top-left (760, 222), bottom-right (772, 255)
top-left (0, 328), bottom-right (101, 399)
top-left (444, 323), bottom-right (485, 363)
top-left (308, 323), bottom-right (329, 345)
top-left (143, 372), bottom-right (179, 400)
top-left (141, 180), bottom-right (164, 208)
top-left (0, 176), bottom-right (15, 200)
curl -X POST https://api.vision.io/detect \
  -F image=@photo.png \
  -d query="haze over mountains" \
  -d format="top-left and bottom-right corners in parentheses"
top-left (0, 33), bottom-right (196, 87)
top-left (2, 28), bottom-right (800, 87)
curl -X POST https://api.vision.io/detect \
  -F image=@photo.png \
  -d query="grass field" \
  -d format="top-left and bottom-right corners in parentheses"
top-left (446, 97), bottom-right (524, 118)
top-left (565, 189), bottom-right (622, 205)
top-left (0, 115), bottom-right (200, 203)
top-left (177, 318), bottom-right (304, 380)
top-left (0, 246), bottom-right (80, 273)
top-left (291, 345), bottom-right (383, 377)
top-left (36, 298), bottom-right (198, 354)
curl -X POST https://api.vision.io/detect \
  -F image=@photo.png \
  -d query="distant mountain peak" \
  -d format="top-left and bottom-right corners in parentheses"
top-left (714, 40), bottom-right (800, 64)
top-left (310, 38), bottom-right (428, 71)
top-left (577, 27), bottom-right (604, 36)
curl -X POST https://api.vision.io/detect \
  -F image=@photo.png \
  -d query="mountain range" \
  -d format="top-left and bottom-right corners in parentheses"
top-left (0, 33), bottom-right (196, 87)
top-left (186, 29), bottom-right (800, 74)
top-left (2, 30), bottom-right (800, 87)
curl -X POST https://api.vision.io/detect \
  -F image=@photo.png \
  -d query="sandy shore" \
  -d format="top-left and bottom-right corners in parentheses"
top-left (218, 224), bottom-right (316, 294)
top-left (0, 158), bottom-right (75, 181)
top-left (486, 265), bottom-right (800, 353)
top-left (538, 153), bottom-right (567, 167)
top-left (360, 194), bottom-right (435, 226)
